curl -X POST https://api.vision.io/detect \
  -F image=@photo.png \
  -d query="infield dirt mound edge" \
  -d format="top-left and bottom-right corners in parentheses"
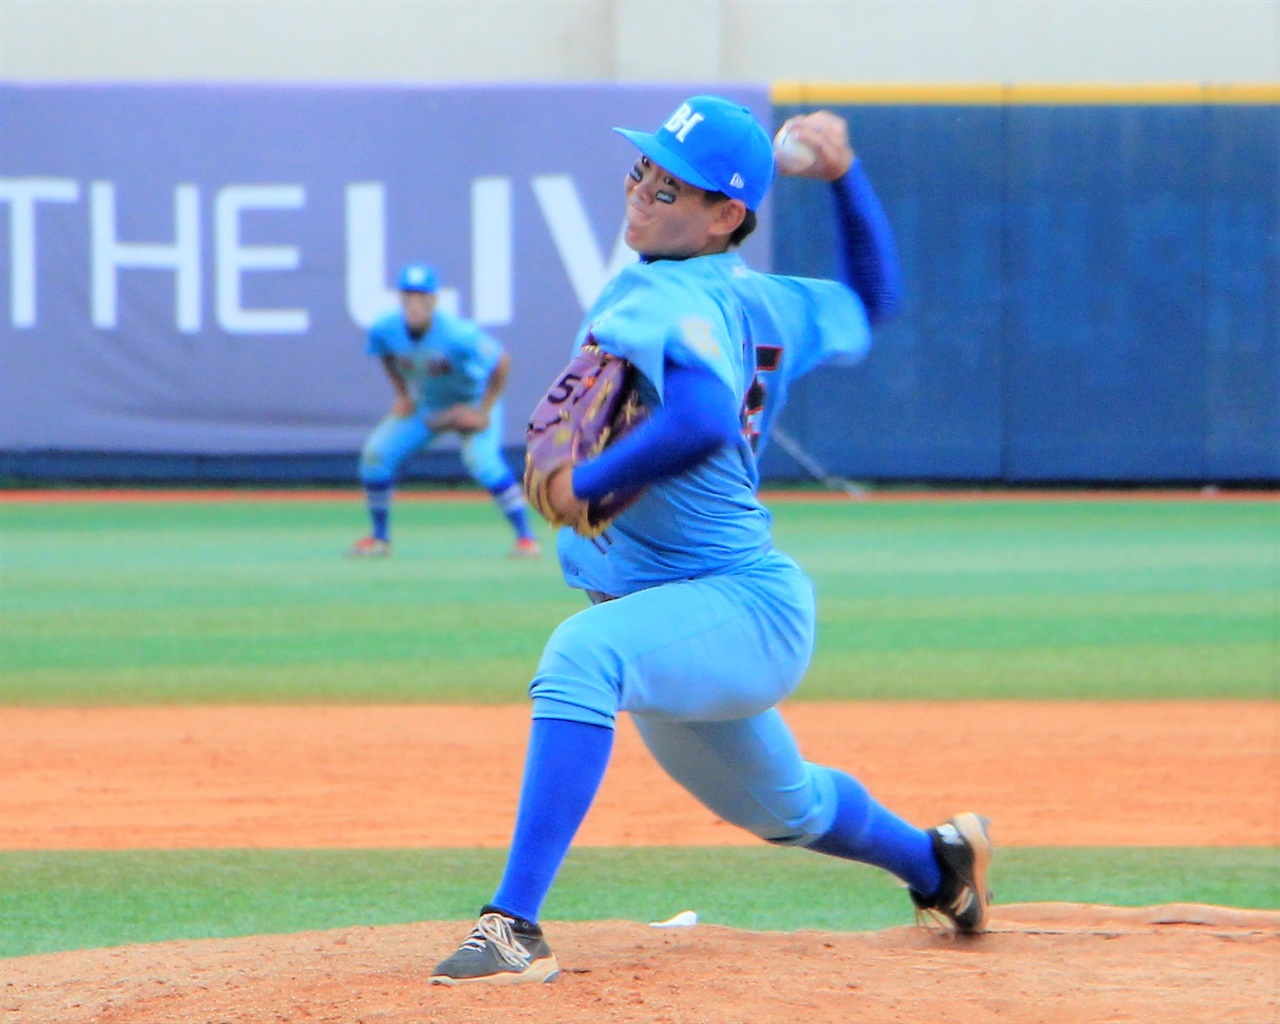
top-left (6, 902), bottom-right (1278, 1024)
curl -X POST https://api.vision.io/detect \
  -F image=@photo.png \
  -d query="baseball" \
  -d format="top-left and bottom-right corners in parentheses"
top-left (773, 123), bottom-right (818, 173)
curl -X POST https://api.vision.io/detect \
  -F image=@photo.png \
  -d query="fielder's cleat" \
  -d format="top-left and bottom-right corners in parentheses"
top-left (509, 537), bottom-right (543, 559)
top-left (346, 536), bottom-right (391, 557)
top-left (910, 812), bottom-right (993, 934)
top-left (429, 906), bottom-right (560, 986)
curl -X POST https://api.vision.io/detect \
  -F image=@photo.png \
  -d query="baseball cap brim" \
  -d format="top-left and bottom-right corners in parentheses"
top-left (613, 127), bottom-right (721, 195)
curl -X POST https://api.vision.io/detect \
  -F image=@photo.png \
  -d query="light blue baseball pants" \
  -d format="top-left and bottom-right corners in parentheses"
top-left (359, 399), bottom-right (511, 490)
top-left (529, 548), bottom-right (841, 845)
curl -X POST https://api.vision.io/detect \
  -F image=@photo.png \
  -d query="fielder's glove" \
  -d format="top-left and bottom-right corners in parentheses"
top-left (524, 342), bottom-right (649, 537)
top-left (429, 403), bottom-right (489, 434)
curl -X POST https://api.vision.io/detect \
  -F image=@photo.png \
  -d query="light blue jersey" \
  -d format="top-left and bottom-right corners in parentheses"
top-left (556, 252), bottom-right (870, 597)
top-left (359, 306), bottom-right (523, 506)
top-left (366, 308), bottom-right (504, 413)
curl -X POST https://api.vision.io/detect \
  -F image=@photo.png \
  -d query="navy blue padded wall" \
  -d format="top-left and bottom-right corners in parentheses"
top-left (1203, 103), bottom-right (1280, 479)
top-left (770, 104), bottom-right (1005, 480)
top-left (1001, 104), bottom-right (1209, 480)
top-left (770, 99), bottom-right (1278, 483)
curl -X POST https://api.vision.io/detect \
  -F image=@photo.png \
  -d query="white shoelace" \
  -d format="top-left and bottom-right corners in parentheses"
top-left (460, 913), bottom-right (532, 969)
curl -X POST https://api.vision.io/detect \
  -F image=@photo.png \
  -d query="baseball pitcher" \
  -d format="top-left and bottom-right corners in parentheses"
top-left (431, 98), bottom-right (992, 986)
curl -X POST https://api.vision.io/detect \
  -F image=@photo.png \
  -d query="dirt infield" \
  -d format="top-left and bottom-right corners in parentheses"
top-left (3, 702), bottom-right (1275, 849)
top-left (3, 701), bottom-right (1278, 1023)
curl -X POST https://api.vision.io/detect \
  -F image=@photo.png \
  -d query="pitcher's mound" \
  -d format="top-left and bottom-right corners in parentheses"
top-left (7, 903), bottom-right (1278, 1024)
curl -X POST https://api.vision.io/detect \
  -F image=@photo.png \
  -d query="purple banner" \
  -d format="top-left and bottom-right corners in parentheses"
top-left (0, 83), bottom-right (771, 453)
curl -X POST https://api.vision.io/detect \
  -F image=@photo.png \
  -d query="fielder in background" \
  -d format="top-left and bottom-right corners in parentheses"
top-left (348, 263), bottom-right (541, 558)
top-left (430, 96), bottom-right (992, 986)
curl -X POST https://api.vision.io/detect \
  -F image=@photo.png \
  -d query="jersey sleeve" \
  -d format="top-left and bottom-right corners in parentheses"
top-left (366, 313), bottom-right (394, 357)
top-left (459, 325), bottom-right (504, 386)
top-left (734, 269), bottom-right (872, 456)
top-left (749, 273), bottom-right (871, 380)
top-left (585, 262), bottom-right (741, 403)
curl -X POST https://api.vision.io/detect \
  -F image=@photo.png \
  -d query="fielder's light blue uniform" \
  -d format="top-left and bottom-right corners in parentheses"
top-left (360, 308), bottom-right (511, 490)
top-left (532, 252), bottom-right (871, 845)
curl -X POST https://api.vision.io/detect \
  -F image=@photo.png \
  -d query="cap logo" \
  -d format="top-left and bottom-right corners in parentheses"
top-left (730, 173), bottom-right (745, 189)
top-left (663, 103), bottom-right (705, 143)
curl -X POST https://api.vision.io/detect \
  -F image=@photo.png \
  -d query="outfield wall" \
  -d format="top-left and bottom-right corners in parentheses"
top-left (1, 83), bottom-right (1276, 483)
top-left (768, 85), bottom-right (1280, 483)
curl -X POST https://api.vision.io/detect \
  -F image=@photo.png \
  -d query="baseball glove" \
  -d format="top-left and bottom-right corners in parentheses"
top-left (429, 403), bottom-right (489, 434)
top-left (524, 342), bottom-right (649, 537)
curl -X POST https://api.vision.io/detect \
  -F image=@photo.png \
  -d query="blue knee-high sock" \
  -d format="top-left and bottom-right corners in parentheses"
top-left (364, 482), bottom-right (391, 541)
top-left (806, 767), bottom-right (941, 897)
top-left (490, 479), bottom-right (535, 540)
top-left (490, 718), bottom-right (614, 923)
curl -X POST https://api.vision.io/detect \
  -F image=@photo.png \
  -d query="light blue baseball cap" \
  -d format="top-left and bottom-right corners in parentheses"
top-left (397, 263), bottom-right (438, 293)
top-left (614, 95), bottom-right (775, 211)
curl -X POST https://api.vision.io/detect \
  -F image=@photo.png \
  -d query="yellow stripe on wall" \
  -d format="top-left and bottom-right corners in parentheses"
top-left (771, 82), bottom-right (1280, 106)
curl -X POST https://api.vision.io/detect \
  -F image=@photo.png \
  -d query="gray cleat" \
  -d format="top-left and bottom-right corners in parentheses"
top-left (430, 906), bottom-right (560, 986)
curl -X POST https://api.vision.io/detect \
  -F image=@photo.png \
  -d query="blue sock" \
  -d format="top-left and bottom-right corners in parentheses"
top-left (364, 483), bottom-right (391, 541)
top-left (806, 768), bottom-right (941, 897)
top-left (490, 479), bottom-right (535, 541)
top-left (490, 718), bottom-right (614, 923)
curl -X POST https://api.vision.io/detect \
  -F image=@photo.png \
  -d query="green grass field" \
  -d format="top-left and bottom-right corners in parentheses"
top-left (1, 493), bottom-right (1277, 957)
